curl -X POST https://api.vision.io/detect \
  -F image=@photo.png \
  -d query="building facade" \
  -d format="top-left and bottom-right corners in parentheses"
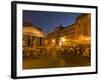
top-left (46, 26), bottom-right (64, 46)
top-left (76, 14), bottom-right (91, 37)
top-left (23, 22), bottom-right (46, 56)
top-left (46, 14), bottom-right (91, 46)
top-left (61, 24), bottom-right (76, 40)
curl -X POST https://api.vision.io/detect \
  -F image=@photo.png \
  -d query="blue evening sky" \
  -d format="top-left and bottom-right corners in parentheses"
top-left (23, 10), bottom-right (82, 34)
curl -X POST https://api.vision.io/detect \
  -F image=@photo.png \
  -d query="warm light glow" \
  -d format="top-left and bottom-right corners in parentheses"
top-left (79, 35), bottom-right (90, 41)
top-left (78, 35), bottom-right (90, 44)
top-left (84, 37), bottom-right (90, 41)
top-left (59, 42), bottom-right (62, 46)
top-left (60, 37), bottom-right (66, 42)
top-left (52, 39), bottom-right (56, 43)
top-left (78, 35), bottom-right (84, 40)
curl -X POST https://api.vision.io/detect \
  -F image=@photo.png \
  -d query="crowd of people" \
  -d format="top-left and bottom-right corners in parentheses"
top-left (23, 42), bottom-right (91, 61)
top-left (56, 44), bottom-right (90, 58)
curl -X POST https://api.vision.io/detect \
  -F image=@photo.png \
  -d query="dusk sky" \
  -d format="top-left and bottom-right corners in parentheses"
top-left (23, 10), bottom-right (82, 34)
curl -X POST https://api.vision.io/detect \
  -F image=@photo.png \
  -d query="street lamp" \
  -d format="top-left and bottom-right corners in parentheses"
top-left (59, 42), bottom-right (62, 46)
top-left (60, 36), bottom-right (68, 46)
top-left (60, 36), bottom-right (66, 42)
top-left (52, 39), bottom-right (56, 43)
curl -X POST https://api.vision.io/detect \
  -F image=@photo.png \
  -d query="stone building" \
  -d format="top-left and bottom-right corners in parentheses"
top-left (46, 14), bottom-right (91, 46)
top-left (76, 14), bottom-right (91, 37)
top-left (61, 24), bottom-right (76, 40)
top-left (23, 22), bottom-right (46, 56)
top-left (23, 22), bottom-right (46, 48)
top-left (46, 25), bottom-right (64, 46)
